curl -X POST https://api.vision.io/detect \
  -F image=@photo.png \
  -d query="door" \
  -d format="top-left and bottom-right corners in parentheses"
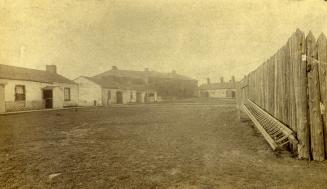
top-left (232, 91), bottom-right (236, 98)
top-left (0, 85), bottom-right (5, 113)
top-left (205, 91), bottom-right (209, 98)
top-left (116, 91), bottom-right (123, 104)
top-left (136, 92), bottom-right (142, 103)
top-left (43, 90), bottom-right (53, 109)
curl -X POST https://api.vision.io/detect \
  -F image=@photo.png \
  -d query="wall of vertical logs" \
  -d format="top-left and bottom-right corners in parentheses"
top-left (236, 29), bottom-right (327, 161)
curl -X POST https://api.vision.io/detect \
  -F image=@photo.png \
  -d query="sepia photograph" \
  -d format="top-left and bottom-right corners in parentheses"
top-left (1, 0), bottom-right (327, 188)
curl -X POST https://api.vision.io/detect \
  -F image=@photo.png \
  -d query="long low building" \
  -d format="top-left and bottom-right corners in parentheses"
top-left (199, 77), bottom-right (237, 98)
top-left (74, 76), bottom-right (157, 106)
top-left (74, 66), bottom-right (197, 106)
top-left (93, 66), bottom-right (198, 99)
top-left (0, 64), bottom-right (197, 112)
top-left (0, 64), bottom-right (78, 113)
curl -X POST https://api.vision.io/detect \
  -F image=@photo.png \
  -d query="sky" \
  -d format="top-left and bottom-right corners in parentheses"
top-left (1, 0), bottom-right (327, 84)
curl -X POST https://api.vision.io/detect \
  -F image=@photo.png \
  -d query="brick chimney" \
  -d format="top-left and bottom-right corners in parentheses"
top-left (46, 65), bottom-right (57, 74)
top-left (112, 66), bottom-right (118, 70)
top-left (207, 78), bottom-right (211, 85)
top-left (220, 77), bottom-right (224, 83)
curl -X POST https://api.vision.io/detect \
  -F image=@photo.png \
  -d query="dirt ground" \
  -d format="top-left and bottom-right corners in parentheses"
top-left (1, 99), bottom-right (327, 189)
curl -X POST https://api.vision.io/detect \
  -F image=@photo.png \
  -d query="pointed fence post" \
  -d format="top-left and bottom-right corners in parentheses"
top-left (317, 33), bottom-right (327, 158)
top-left (307, 31), bottom-right (325, 161)
top-left (293, 29), bottom-right (310, 159)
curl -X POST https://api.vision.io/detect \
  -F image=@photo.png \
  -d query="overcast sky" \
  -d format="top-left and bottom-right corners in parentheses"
top-left (1, 0), bottom-right (327, 84)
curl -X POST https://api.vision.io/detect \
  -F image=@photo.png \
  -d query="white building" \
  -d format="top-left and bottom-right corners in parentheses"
top-left (74, 76), bottom-right (155, 106)
top-left (0, 64), bottom-right (78, 113)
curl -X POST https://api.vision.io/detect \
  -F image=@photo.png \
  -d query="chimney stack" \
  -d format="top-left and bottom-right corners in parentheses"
top-left (220, 77), bottom-right (224, 83)
top-left (144, 68), bottom-right (149, 72)
top-left (46, 65), bottom-right (57, 74)
top-left (207, 78), bottom-right (211, 85)
top-left (112, 66), bottom-right (118, 70)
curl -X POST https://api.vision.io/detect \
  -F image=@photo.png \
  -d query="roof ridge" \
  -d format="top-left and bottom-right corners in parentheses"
top-left (0, 64), bottom-right (75, 84)
top-left (93, 68), bottom-right (195, 81)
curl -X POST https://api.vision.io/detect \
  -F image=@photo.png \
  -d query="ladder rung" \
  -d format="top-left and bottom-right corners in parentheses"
top-left (242, 99), bottom-right (298, 151)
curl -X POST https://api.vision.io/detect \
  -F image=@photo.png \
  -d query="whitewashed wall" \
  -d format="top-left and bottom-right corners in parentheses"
top-left (52, 83), bottom-right (79, 108)
top-left (102, 88), bottom-right (139, 105)
top-left (0, 79), bottom-right (78, 112)
top-left (74, 77), bottom-right (102, 106)
top-left (62, 84), bottom-right (79, 107)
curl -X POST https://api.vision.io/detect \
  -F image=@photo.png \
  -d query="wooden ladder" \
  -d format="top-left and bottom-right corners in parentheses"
top-left (242, 99), bottom-right (298, 150)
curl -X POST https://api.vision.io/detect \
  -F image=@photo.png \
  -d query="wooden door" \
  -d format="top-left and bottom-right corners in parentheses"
top-left (43, 90), bottom-right (53, 109)
top-left (136, 92), bottom-right (142, 103)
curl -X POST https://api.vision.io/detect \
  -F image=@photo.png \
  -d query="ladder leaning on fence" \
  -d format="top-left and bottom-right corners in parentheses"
top-left (242, 99), bottom-right (298, 150)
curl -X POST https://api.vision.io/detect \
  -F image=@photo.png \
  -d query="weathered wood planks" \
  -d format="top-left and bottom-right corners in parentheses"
top-left (307, 32), bottom-right (325, 161)
top-left (292, 30), bottom-right (310, 159)
top-left (236, 29), bottom-right (327, 160)
top-left (317, 33), bottom-right (327, 159)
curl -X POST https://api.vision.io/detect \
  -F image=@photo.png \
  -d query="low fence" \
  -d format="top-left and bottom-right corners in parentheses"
top-left (237, 29), bottom-right (327, 161)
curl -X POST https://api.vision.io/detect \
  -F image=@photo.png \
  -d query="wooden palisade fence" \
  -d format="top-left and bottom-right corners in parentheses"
top-left (237, 29), bottom-right (327, 161)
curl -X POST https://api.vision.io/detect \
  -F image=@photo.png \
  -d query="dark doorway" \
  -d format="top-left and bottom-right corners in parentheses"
top-left (116, 91), bottom-right (123, 104)
top-left (231, 91), bottom-right (236, 98)
top-left (43, 90), bottom-right (53, 109)
top-left (205, 91), bottom-right (209, 98)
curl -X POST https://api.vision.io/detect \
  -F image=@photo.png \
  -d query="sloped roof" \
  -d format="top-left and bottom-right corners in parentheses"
top-left (199, 82), bottom-right (237, 90)
top-left (93, 69), bottom-right (195, 81)
top-left (0, 64), bottom-right (75, 84)
top-left (83, 76), bottom-right (120, 89)
top-left (82, 76), bottom-right (146, 91)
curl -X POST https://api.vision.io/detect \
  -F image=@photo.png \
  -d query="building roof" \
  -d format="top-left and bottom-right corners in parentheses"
top-left (81, 76), bottom-right (146, 91)
top-left (0, 64), bottom-right (75, 84)
top-left (199, 82), bottom-right (237, 90)
top-left (93, 69), bottom-right (195, 81)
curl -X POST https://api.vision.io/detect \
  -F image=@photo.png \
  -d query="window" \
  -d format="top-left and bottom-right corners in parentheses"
top-left (64, 88), bottom-right (71, 101)
top-left (15, 85), bottom-right (26, 101)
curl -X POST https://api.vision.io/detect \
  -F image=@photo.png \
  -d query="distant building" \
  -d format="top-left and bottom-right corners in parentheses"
top-left (74, 76), bottom-right (154, 106)
top-left (0, 64), bottom-right (78, 113)
top-left (93, 66), bottom-right (198, 99)
top-left (199, 76), bottom-right (237, 98)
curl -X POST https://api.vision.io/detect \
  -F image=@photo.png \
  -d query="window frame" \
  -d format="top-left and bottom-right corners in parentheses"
top-left (64, 87), bottom-right (71, 101)
top-left (15, 85), bottom-right (26, 101)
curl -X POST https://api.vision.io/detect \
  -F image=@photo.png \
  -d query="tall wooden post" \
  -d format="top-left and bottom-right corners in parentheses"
top-left (317, 33), bottom-right (327, 158)
top-left (293, 29), bottom-right (310, 159)
top-left (288, 36), bottom-right (298, 153)
top-left (307, 32), bottom-right (325, 161)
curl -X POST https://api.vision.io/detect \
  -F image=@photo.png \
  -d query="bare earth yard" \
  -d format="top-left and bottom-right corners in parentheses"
top-left (1, 99), bottom-right (327, 188)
